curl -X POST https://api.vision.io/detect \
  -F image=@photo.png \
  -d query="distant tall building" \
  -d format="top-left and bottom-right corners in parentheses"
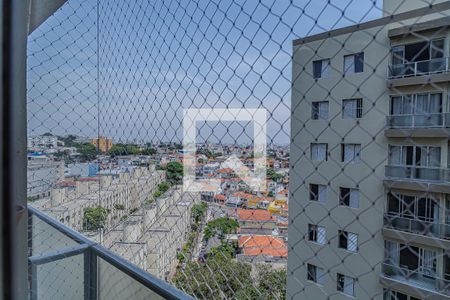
top-left (290, 1), bottom-right (450, 299)
top-left (91, 136), bottom-right (113, 153)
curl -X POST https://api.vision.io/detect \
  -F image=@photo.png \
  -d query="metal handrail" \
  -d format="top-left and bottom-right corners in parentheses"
top-left (28, 205), bottom-right (192, 300)
top-left (386, 113), bottom-right (450, 129)
top-left (381, 263), bottom-right (450, 295)
top-left (388, 57), bottom-right (449, 78)
top-left (385, 165), bottom-right (450, 182)
top-left (383, 214), bottom-right (450, 240)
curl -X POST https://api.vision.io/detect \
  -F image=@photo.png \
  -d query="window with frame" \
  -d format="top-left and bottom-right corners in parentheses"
top-left (313, 59), bottom-right (330, 79)
top-left (387, 192), bottom-right (439, 222)
top-left (388, 145), bottom-right (441, 167)
top-left (344, 52), bottom-right (364, 74)
top-left (339, 187), bottom-right (359, 208)
top-left (337, 273), bottom-right (355, 296)
top-left (341, 144), bottom-right (361, 163)
top-left (310, 183), bottom-right (327, 203)
top-left (386, 241), bottom-right (437, 275)
top-left (311, 143), bottom-right (328, 161)
top-left (311, 101), bottom-right (329, 120)
top-left (308, 224), bottom-right (326, 245)
top-left (307, 264), bottom-right (325, 285)
top-left (342, 98), bottom-right (363, 119)
top-left (390, 93), bottom-right (442, 115)
top-left (338, 230), bottom-right (358, 252)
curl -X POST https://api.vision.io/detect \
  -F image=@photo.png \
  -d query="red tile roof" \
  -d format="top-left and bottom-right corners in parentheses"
top-left (238, 235), bottom-right (287, 257)
top-left (237, 209), bottom-right (276, 222)
top-left (214, 194), bottom-right (226, 201)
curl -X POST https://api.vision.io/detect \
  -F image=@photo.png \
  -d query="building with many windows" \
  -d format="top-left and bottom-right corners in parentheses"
top-left (290, 0), bottom-right (450, 299)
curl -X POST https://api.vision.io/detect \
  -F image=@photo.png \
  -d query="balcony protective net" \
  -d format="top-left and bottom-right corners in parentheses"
top-left (27, 0), bottom-right (450, 299)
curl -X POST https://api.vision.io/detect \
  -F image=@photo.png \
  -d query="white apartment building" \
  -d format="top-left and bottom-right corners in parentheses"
top-left (290, 1), bottom-right (450, 299)
top-left (27, 155), bottom-right (64, 199)
top-left (98, 187), bottom-right (200, 280)
top-left (27, 135), bottom-right (58, 149)
top-left (31, 166), bottom-right (165, 231)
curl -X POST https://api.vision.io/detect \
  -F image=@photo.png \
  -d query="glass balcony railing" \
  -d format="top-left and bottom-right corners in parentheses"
top-left (386, 113), bottom-right (450, 129)
top-left (383, 214), bottom-right (450, 240)
top-left (385, 165), bottom-right (449, 182)
top-left (381, 263), bottom-right (450, 295)
top-left (388, 57), bottom-right (449, 78)
top-left (28, 206), bottom-right (191, 300)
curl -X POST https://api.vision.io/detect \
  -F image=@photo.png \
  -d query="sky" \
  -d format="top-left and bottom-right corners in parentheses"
top-left (27, 0), bottom-right (383, 145)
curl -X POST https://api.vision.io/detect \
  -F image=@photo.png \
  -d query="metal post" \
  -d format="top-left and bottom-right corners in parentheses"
top-left (1, 0), bottom-right (30, 299)
top-left (84, 249), bottom-right (98, 300)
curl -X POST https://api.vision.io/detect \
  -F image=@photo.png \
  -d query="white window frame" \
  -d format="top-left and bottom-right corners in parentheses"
top-left (337, 273), bottom-right (355, 296)
top-left (388, 145), bottom-right (441, 167)
top-left (310, 183), bottom-right (327, 203)
top-left (339, 187), bottom-right (360, 208)
top-left (342, 98), bottom-right (363, 119)
top-left (344, 52), bottom-right (364, 74)
top-left (311, 101), bottom-right (329, 120)
top-left (311, 143), bottom-right (327, 161)
top-left (307, 264), bottom-right (326, 285)
top-left (342, 144), bottom-right (361, 163)
top-left (308, 224), bottom-right (326, 245)
top-left (313, 58), bottom-right (330, 79)
top-left (339, 230), bottom-right (358, 252)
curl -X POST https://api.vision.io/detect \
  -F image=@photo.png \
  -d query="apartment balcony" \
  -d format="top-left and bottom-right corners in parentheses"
top-left (387, 58), bottom-right (450, 87)
top-left (385, 113), bottom-right (450, 138)
top-left (384, 165), bottom-right (450, 193)
top-left (380, 263), bottom-right (450, 299)
top-left (383, 214), bottom-right (450, 248)
top-left (28, 206), bottom-right (190, 300)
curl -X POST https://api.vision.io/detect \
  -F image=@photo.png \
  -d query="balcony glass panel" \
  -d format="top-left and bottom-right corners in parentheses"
top-left (385, 165), bottom-right (444, 182)
top-left (383, 215), bottom-right (445, 237)
top-left (28, 207), bottom-right (188, 300)
top-left (389, 58), bottom-right (448, 78)
top-left (98, 258), bottom-right (164, 300)
top-left (382, 263), bottom-right (450, 295)
top-left (34, 254), bottom-right (85, 300)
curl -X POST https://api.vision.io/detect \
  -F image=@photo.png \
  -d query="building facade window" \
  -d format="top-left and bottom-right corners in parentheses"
top-left (385, 240), bottom-right (437, 276)
top-left (337, 273), bottom-right (355, 296)
top-left (387, 192), bottom-right (439, 222)
top-left (390, 93), bottom-right (442, 115)
top-left (339, 187), bottom-right (359, 208)
top-left (388, 145), bottom-right (441, 167)
top-left (307, 264), bottom-right (325, 285)
top-left (310, 184), bottom-right (327, 203)
top-left (311, 101), bottom-right (329, 120)
top-left (342, 98), bottom-right (363, 119)
top-left (313, 59), bottom-right (330, 79)
top-left (344, 52), bottom-right (364, 74)
top-left (311, 143), bottom-right (328, 161)
top-left (338, 230), bottom-right (358, 252)
top-left (341, 144), bottom-right (361, 163)
top-left (308, 224), bottom-right (326, 245)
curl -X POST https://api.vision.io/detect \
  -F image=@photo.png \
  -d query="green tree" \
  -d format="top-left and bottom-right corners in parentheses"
top-left (141, 147), bottom-right (157, 155)
top-left (255, 265), bottom-right (287, 300)
top-left (204, 217), bottom-right (239, 241)
top-left (108, 143), bottom-right (140, 156)
top-left (267, 168), bottom-right (284, 182)
top-left (191, 202), bottom-right (207, 224)
top-left (83, 206), bottom-right (108, 230)
top-left (166, 161), bottom-right (183, 184)
top-left (77, 143), bottom-right (98, 161)
top-left (173, 250), bottom-right (255, 299)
